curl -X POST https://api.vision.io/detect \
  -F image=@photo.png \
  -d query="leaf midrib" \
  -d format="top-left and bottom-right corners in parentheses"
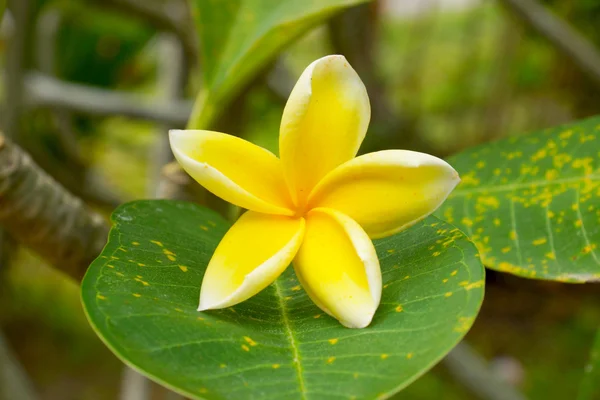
top-left (452, 173), bottom-right (599, 196)
top-left (274, 278), bottom-right (307, 400)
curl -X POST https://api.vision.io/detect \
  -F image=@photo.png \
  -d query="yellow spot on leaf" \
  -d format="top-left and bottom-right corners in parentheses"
top-left (509, 230), bottom-right (517, 240)
top-left (272, 364), bottom-right (280, 369)
top-left (200, 225), bottom-right (209, 231)
top-left (132, 241), bottom-right (140, 246)
top-left (97, 294), bottom-right (106, 300)
top-left (241, 345), bottom-right (250, 352)
top-left (461, 217), bottom-right (474, 228)
top-left (501, 246), bottom-right (511, 253)
top-left (461, 172), bottom-right (480, 186)
top-left (328, 338), bottom-right (338, 345)
top-left (387, 249), bottom-right (395, 254)
top-left (442, 278), bottom-right (448, 283)
top-left (314, 314), bottom-right (321, 319)
top-left (533, 238), bottom-right (547, 246)
top-left (219, 363), bottom-right (226, 368)
top-left (163, 249), bottom-right (176, 261)
top-left (395, 305), bottom-right (403, 312)
top-left (380, 354), bottom-right (389, 360)
top-left (454, 317), bottom-right (474, 333)
top-left (107, 265), bottom-right (114, 269)
top-left (477, 196), bottom-right (499, 209)
top-left (137, 263), bottom-right (145, 267)
top-left (179, 265), bottom-right (188, 272)
top-left (451, 270), bottom-right (458, 276)
top-left (150, 240), bottom-right (163, 247)
top-left (493, 218), bottom-right (501, 226)
top-left (406, 353), bottom-right (414, 359)
top-left (583, 244), bottom-right (597, 254)
top-left (559, 129), bottom-right (574, 140)
top-left (327, 357), bottom-right (336, 364)
top-left (353, 373), bottom-right (359, 379)
top-left (199, 388), bottom-right (208, 394)
top-left (244, 336), bottom-right (257, 346)
top-left (445, 292), bottom-right (453, 297)
top-left (432, 251), bottom-right (441, 257)
top-left (546, 252), bottom-right (556, 260)
top-left (134, 277), bottom-right (149, 286)
top-left (464, 281), bottom-right (484, 290)
top-left (292, 285), bottom-right (301, 291)
top-left (132, 293), bottom-right (141, 298)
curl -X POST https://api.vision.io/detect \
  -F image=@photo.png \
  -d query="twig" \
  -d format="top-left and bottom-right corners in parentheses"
top-left (24, 72), bottom-right (192, 126)
top-left (151, 34), bottom-right (187, 197)
top-left (0, 331), bottom-right (38, 400)
top-left (265, 57), bottom-right (296, 101)
top-left (499, 0), bottom-right (600, 88)
top-left (119, 368), bottom-right (150, 400)
top-left (0, 133), bottom-right (109, 280)
top-left (443, 341), bottom-right (527, 400)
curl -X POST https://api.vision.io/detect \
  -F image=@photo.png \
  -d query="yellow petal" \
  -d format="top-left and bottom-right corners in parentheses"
top-left (293, 208), bottom-right (380, 328)
top-left (308, 150), bottom-right (460, 239)
top-left (279, 55), bottom-right (370, 207)
top-left (170, 129), bottom-right (294, 215)
top-left (199, 211), bottom-right (304, 310)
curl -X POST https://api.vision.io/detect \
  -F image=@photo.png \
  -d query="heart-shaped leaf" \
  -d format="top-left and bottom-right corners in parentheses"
top-left (82, 200), bottom-right (484, 399)
top-left (187, 0), bottom-right (368, 128)
top-left (437, 116), bottom-right (600, 282)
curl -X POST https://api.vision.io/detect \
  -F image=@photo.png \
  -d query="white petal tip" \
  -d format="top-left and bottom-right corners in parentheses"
top-left (319, 54), bottom-right (346, 62)
top-left (168, 129), bottom-right (185, 139)
top-left (197, 298), bottom-right (219, 312)
top-left (340, 312), bottom-right (375, 329)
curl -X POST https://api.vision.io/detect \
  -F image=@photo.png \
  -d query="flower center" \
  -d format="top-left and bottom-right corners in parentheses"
top-left (293, 204), bottom-right (308, 218)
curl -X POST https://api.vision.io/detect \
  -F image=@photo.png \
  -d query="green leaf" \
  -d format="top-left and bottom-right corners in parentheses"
top-left (437, 116), bottom-right (600, 282)
top-left (82, 200), bottom-right (484, 399)
top-left (187, 0), bottom-right (368, 129)
top-left (578, 328), bottom-right (600, 400)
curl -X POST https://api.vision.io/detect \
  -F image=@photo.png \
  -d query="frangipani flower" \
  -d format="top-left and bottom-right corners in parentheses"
top-left (169, 55), bottom-right (460, 328)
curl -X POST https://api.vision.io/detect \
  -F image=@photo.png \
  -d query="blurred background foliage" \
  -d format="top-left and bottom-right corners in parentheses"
top-left (0, 0), bottom-right (599, 399)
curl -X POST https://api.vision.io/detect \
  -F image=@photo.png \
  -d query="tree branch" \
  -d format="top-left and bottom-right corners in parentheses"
top-left (24, 72), bottom-right (192, 126)
top-left (444, 342), bottom-right (527, 400)
top-left (0, 331), bottom-right (38, 400)
top-left (0, 134), bottom-right (109, 280)
top-left (499, 0), bottom-right (600, 88)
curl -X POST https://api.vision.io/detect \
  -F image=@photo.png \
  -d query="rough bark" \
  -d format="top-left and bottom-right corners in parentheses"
top-left (0, 134), bottom-right (109, 280)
